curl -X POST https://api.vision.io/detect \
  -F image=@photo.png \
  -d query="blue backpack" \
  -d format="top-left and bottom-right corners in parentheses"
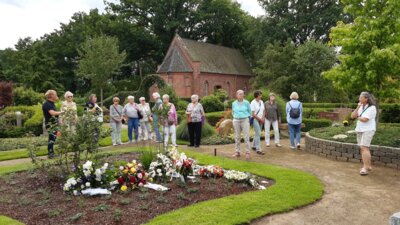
top-left (289, 103), bottom-right (301, 119)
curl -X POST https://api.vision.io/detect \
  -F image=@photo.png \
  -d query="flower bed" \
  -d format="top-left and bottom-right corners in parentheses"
top-left (0, 149), bottom-right (273, 225)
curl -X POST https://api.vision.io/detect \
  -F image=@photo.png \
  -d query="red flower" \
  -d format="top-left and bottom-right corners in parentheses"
top-left (129, 176), bottom-right (137, 184)
top-left (117, 177), bottom-right (124, 185)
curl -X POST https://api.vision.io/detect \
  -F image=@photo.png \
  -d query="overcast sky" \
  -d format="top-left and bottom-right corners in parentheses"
top-left (0, 0), bottom-right (265, 50)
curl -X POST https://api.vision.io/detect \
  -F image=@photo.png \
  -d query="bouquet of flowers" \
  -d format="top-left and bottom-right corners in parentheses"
top-left (148, 153), bottom-right (175, 181)
top-left (112, 160), bottom-right (148, 192)
top-left (196, 165), bottom-right (224, 178)
top-left (175, 152), bottom-right (195, 181)
top-left (63, 161), bottom-right (112, 195)
top-left (223, 170), bottom-right (261, 189)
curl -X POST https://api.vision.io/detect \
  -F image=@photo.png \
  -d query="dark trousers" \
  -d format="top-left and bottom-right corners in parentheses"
top-left (48, 132), bottom-right (56, 155)
top-left (188, 122), bottom-right (202, 146)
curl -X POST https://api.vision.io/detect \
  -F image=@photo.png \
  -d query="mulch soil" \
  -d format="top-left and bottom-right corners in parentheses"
top-left (0, 152), bottom-right (274, 225)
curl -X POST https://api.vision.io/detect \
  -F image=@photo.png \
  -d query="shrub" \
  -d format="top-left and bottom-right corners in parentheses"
top-left (213, 89), bottom-right (229, 102)
top-left (205, 111), bottom-right (224, 126)
top-left (0, 82), bottom-right (13, 108)
top-left (302, 118), bottom-right (332, 132)
top-left (0, 136), bottom-right (47, 151)
top-left (140, 149), bottom-right (155, 170)
top-left (176, 119), bottom-right (215, 141)
top-left (13, 87), bottom-right (44, 106)
top-left (201, 135), bottom-right (235, 145)
top-left (176, 99), bottom-right (188, 111)
top-left (201, 95), bottom-right (224, 112)
top-left (23, 105), bottom-right (44, 136)
top-left (1, 105), bottom-right (43, 137)
top-left (302, 108), bottom-right (335, 119)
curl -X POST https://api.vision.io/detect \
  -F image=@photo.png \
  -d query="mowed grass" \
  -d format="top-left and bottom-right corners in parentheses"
top-left (147, 149), bottom-right (323, 225)
top-left (0, 216), bottom-right (24, 225)
top-left (0, 147), bottom-right (324, 225)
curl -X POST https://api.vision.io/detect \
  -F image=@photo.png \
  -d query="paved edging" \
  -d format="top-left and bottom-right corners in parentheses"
top-left (305, 132), bottom-right (400, 169)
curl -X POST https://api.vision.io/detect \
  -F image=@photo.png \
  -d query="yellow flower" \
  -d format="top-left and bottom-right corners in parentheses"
top-left (130, 167), bottom-right (136, 173)
top-left (127, 163), bottom-right (133, 168)
top-left (120, 185), bottom-right (128, 192)
top-left (123, 169), bottom-right (129, 174)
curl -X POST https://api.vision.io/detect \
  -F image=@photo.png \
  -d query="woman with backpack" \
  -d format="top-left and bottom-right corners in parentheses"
top-left (286, 92), bottom-right (302, 150)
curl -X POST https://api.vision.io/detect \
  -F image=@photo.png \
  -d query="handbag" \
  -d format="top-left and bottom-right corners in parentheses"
top-left (112, 105), bottom-right (125, 124)
top-left (250, 102), bottom-right (261, 126)
top-left (136, 104), bottom-right (143, 120)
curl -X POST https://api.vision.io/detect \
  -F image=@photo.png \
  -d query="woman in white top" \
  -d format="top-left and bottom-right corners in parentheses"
top-left (250, 90), bottom-right (265, 154)
top-left (138, 97), bottom-right (152, 141)
top-left (351, 92), bottom-right (377, 176)
top-left (60, 91), bottom-right (78, 131)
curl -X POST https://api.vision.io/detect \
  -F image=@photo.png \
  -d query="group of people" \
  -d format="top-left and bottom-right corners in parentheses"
top-left (42, 89), bottom-right (377, 175)
top-left (231, 90), bottom-right (302, 160)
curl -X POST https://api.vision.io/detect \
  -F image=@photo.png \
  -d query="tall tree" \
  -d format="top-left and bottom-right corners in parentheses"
top-left (257, 0), bottom-right (350, 45)
top-left (254, 40), bottom-right (346, 102)
top-left (76, 35), bottom-right (126, 106)
top-left (105, 0), bottom-right (251, 52)
top-left (323, 0), bottom-right (400, 103)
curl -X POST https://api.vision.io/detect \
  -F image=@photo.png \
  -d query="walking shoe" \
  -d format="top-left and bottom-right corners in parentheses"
top-left (266, 144), bottom-right (270, 147)
top-left (251, 147), bottom-right (257, 151)
top-left (297, 144), bottom-right (301, 149)
top-left (276, 143), bottom-right (282, 147)
top-left (113, 143), bottom-right (117, 146)
top-left (290, 146), bottom-right (295, 150)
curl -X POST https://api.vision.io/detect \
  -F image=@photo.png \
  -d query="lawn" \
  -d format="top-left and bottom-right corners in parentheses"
top-left (309, 123), bottom-right (400, 147)
top-left (0, 146), bottom-right (324, 225)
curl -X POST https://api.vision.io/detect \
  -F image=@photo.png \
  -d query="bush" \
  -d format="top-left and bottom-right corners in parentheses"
top-left (13, 87), bottom-right (44, 106)
top-left (213, 89), bottom-right (229, 102)
top-left (176, 119), bottom-right (215, 141)
top-left (1, 105), bottom-right (43, 137)
top-left (201, 135), bottom-right (234, 145)
top-left (302, 108), bottom-right (335, 119)
top-left (302, 118), bottom-right (332, 132)
top-left (0, 81), bottom-right (13, 108)
top-left (0, 136), bottom-right (47, 151)
top-left (201, 95), bottom-right (224, 112)
top-left (23, 105), bottom-right (44, 135)
top-left (205, 111), bottom-right (224, 127)
top-left (176, 99), bottom-right (188, 111)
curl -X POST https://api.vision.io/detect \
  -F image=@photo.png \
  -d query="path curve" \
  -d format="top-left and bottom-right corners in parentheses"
top-left (197, 139), bottom-right (400, 225)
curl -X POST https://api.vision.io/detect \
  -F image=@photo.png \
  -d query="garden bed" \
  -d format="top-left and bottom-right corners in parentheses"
top-left (0, 152), bottom-right (273, 225)
top-left (308, 123), bottom-right (400, 148)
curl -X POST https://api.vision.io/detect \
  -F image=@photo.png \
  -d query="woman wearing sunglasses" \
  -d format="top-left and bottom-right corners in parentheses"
top-left (60, 91), bottom-right (78, 132)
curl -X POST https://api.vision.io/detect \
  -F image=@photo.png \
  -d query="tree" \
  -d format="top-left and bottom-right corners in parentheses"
top-left (257, 0), bottom-right (350, 45)
top-left (76, 35), bottom-right (126, 106)
top-left (254, 40), bottom-right (346, 102)
top-left (105, 0), bottom-right (251, 53)
top-left (323, 0), bottom-right (400, 103)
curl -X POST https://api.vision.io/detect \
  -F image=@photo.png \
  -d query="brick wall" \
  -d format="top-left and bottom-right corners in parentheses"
top-left (305, 133), bottom-right (400, 169)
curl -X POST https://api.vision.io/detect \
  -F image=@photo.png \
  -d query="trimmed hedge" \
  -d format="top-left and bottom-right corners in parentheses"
top-left (205, 111), bottom-right (224, 126)
top-left (1, 105), bottom-right (43, 137)
top-left (302, 108), bottom-right (335, 119)
top-left (200, 95), bottom-right (224, 112)
top-left (302, 118), bottom-right (332, 132)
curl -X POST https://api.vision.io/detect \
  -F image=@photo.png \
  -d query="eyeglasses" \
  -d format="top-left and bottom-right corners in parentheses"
top-left (67, 96), bottom-right (73, 98)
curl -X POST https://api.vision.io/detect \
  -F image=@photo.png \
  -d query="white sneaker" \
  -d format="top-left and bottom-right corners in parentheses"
top-left (113, 143), bottom-right (117, 146)
top-left (266, 144), bottom-right (270, 147)
top-left (290, 146), bottom-right (295, 150)
top-left (276, 143), bottom-right (282, 147)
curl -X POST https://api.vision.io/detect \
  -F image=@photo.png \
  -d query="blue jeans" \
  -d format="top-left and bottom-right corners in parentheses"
top-left (128, 118), bottom-right (139, 142)
top-left (252, 119), bottom-right (262, 151)
top-left (288, 123), bottom-right (301, 147)
top-left (153, 116), bottom-right (162, 142)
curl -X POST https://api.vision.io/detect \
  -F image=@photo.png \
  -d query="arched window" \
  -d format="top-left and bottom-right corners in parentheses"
top-left (204, 81), bottom-right (209, 96)
top-left (226, 82), bottom-right (231, 97)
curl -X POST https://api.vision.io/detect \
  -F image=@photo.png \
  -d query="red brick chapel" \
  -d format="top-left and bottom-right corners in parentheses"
top-left (156, 35), bottom-right (253, 99)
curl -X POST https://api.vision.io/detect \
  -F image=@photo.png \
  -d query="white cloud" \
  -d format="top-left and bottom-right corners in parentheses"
top-left (236, 0), bottom-right (265, 17)
top-left (0, 0), bottom-right (264, 50)
top-left (0, 0), bottom-right (105, 49)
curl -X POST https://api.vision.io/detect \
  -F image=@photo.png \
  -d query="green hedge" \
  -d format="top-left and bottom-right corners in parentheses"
top-left (302, 108), bottom-right (335, 119)
top-left (201, 95), bottom-right (224, 112)
top-left (205, 111), bottom-right (224, 126)
top-left (1, 105), bottom-right (43, 137)
top-left (176, 119), bottom-right (215, 141)
top-left (302, 118), bottom-right (332, 132)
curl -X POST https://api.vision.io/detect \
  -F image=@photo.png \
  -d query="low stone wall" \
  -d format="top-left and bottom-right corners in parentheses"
top-left (305, 133), bottom-right (400, 169)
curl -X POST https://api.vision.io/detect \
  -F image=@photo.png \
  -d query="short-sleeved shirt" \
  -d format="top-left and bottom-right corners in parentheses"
top-left (123, 103), bottom-right (139, 118)
top-left (186, 103), bottom-right (204, 122)
top-left (355, 104), bottom-right (377, 132)
top-left (42, 100), bottom-right (58, 128)
top-left (250, 99), bottom-right (264, 118)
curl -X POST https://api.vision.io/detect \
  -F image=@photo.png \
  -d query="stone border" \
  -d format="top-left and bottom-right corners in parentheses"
top-left (305, 133), bottom-right (400, 169)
